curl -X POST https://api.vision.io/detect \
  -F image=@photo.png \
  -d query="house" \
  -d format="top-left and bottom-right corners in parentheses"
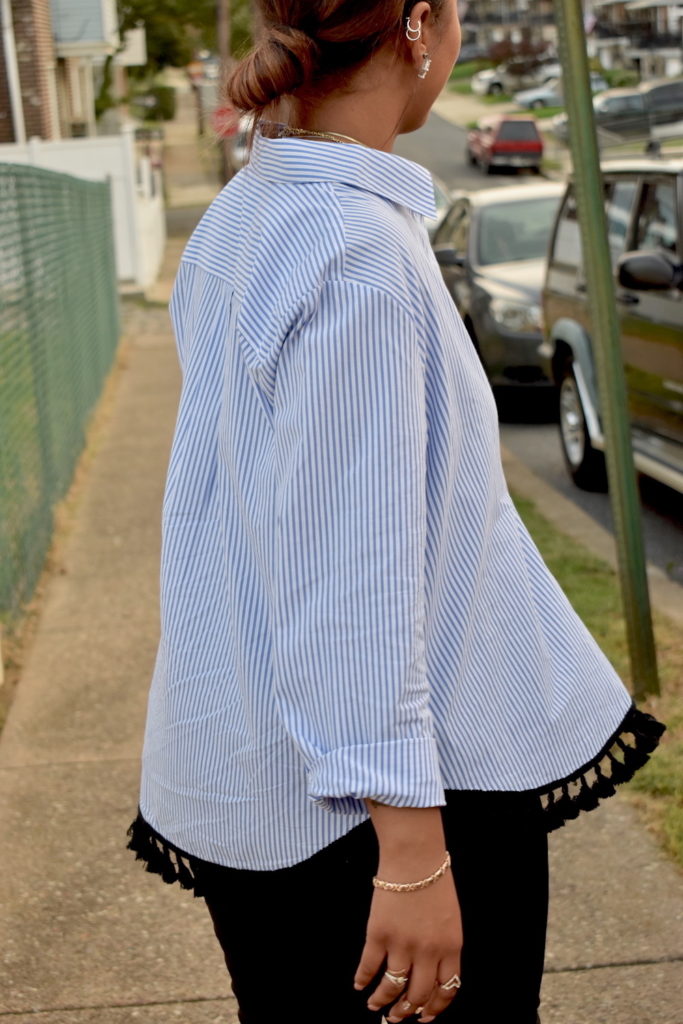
top-left (588, 0), bottom-right (682, 77)
top-left (623, 0), bottom-right (683, 77)
top-left (460, 0), bottom-right (557, 53)
top-left (0, 0), bottom-right (61, 142)
top-left (51, 0), bottom-right (119, 135)
top-left (0, 0), bottom-right (119, 143)
top-left (1, 0), bottom-right (164, 290)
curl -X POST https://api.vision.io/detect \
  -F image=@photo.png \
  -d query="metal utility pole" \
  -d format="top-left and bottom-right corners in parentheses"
top-left (217, 0), bottom-right (233, 184)
top-left (1, 0), bottom-right (27, 143)
top-left (552, 0), bottom-right (659, 699)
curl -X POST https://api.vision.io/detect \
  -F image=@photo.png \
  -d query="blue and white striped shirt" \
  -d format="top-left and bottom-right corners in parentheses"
top-left (139, 131), bottom-right (632, 869)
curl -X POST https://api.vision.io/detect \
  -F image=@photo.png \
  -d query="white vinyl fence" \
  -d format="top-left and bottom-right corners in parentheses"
top-left (0, 126), bottom-right (165, 288)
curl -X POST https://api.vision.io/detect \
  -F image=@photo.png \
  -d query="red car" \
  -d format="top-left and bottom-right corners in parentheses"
top-left (466, 115), bottom-right (544, 174)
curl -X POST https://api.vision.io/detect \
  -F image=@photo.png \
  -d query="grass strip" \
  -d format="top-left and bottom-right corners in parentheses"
top-left (449, 60), bottom-right (494, 82)
top-left (512, 492), bottom-right (683, 868)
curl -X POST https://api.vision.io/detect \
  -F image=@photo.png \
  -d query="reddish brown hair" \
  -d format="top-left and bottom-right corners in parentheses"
top-left (227, 0), bottom-right (446, 113)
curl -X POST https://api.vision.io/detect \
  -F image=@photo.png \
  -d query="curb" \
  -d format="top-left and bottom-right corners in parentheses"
top-left (501, 444), bottom-right (683, 630)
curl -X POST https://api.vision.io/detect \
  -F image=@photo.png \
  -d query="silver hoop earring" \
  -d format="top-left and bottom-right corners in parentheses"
top-left (418, 53), bottom-right (432, 79)
top-left (405, 17), bottom-right (422, 42)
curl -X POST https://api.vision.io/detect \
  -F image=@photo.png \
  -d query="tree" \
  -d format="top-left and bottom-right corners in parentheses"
top-left (115, 0), bottom-right (254, 76)
top-left (96, 1), bottom-right (255, 119)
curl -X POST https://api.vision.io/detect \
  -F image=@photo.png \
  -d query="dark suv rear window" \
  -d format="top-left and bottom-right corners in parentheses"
top-left (497, 121), bottom-right (540, 141)
top-left (647, 81), bottom-right (683, 111)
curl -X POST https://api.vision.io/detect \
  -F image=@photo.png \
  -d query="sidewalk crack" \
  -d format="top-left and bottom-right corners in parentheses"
top-left (0, 995), bottom-right (234, 1017)
top-left (545, 953), bottom-right (683, 975)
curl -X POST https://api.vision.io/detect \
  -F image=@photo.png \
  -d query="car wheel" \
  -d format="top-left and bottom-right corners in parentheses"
top-left (558, 361), bottom-right (607, 491)
top-left (531, 99), bottom-right (546, 109)
top-left (489, 82), bottom-right (503, 95)
top-left (466, 148), bottom-right (477, 166)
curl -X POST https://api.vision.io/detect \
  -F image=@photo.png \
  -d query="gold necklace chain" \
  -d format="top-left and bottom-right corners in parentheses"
top-left (262, 121), bottom-right (366, 148)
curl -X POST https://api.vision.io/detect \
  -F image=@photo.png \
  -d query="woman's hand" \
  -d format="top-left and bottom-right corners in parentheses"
top-left (354, 870), bottom-right (462, 1023)
top-left (355, 801), bottom-right (463, 1023)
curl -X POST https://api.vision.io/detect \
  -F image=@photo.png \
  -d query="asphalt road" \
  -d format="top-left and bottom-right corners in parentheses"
top-left (396, 113), bottom-right (683, 583)
top-left (394, 109), bottom-right (521, 191)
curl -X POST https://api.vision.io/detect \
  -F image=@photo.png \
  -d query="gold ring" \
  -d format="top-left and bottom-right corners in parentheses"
top-left (384, 968), bottom-right (410, 986)
top-left (439, 972), bottom-right (462, 991)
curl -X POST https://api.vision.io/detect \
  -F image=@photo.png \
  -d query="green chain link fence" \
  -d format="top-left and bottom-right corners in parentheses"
top-left (0, 163), bottom-right (120, 621)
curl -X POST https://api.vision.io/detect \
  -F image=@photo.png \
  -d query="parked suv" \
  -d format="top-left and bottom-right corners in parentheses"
top-left (500, 58), bottom-right (562, 95)
top-left (552, 77), bottom-right (683, 140)
top-left (433, 182), bottom-right (564, 389)
top-left (471, 58), bottom-right (560, 97)
top-left (467, 116), bottom-right (544, 173)
top-left (541, 159), bottom-right (683, 493)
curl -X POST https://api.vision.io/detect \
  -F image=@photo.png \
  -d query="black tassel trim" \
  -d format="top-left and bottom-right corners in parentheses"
top-left (126, 813), bottom-right (206, 897)
top-left (537, 703), bottom-right (665, 833)
top-left (126, 706), bottom-right (666, 885)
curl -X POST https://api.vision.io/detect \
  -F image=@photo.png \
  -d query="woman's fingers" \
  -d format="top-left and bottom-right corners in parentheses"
top-left (410, 960), bottom-right (462, 1023)
top-left (353, 936), bottom-right (387, 993)
top-left (384, 960), bottom-right (443, 1022)
top-left (365, 959), bottom-right (412, 1012)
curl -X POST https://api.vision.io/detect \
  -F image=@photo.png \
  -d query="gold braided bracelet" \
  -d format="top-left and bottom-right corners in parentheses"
top-left (372, 852), bottom-right (451, 893)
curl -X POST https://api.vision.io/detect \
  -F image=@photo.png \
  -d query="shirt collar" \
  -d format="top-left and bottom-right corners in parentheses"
top-left (248, 129), bottom-right (437, 220)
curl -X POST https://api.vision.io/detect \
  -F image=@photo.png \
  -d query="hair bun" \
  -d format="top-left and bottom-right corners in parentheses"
top-left (227, 26), bottom-right (319, 112)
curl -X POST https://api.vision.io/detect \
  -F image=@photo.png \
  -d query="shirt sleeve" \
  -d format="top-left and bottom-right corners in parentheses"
top-left (272, 279), bottom-right (445, 815)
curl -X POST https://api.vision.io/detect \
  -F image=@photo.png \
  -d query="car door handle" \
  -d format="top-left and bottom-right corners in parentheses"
top-left (617, 293), bottom-right (640, 306)
top-left (576, 282), bottom-right (587, 293)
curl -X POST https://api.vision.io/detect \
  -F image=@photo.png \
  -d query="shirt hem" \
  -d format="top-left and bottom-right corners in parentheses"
top-left (127, 703), bottom-right (664, 888)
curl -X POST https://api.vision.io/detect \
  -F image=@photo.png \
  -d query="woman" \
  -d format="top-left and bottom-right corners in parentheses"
top-left (127, 3), bottom-right (664, 1022)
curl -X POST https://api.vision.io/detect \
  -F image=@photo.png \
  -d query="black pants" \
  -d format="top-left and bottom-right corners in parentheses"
top-left (191, 790), bottom-right (548, 1024)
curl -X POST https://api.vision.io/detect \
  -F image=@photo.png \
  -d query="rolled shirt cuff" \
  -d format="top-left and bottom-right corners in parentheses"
top-left (306, 737), bottom-right (446, 815)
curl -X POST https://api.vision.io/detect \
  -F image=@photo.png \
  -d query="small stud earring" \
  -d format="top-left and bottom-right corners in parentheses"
top-left (418, 53), bottom-right (432, 79)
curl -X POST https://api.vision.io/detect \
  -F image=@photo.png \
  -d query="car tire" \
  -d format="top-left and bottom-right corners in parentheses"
top-left (558, 361), bottom-right (607, 491)
top-left (489, 82), bottom-right (503, 95)
top-left (531, 99), bottom-right (546, 109)
top-left (466, 148), bottom-right (477, 166)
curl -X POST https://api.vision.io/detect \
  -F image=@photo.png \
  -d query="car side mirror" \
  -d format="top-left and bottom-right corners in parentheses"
top-left (434, 246), bottom-right (466, 268)
top-left (618, 250), bottom-right (681, 291)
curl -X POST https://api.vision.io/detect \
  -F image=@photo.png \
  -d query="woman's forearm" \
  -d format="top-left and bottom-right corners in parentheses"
top-left (364, 799), bottom-right (448, 878)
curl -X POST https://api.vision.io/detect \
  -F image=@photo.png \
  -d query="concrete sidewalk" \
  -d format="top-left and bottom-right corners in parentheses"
top-left (1, 83), bottom-right (682, 1024)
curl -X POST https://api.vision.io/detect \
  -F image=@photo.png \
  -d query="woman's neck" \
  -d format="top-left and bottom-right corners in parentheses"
top-left (274, 54), bottom-right (415, 153)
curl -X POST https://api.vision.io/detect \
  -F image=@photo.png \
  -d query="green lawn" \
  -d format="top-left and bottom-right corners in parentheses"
top-left (513, 493), bottom-right (683, 866)
top-left (531, 104), bottom-right (564, 119)
top-left (449, 59), bottom-right (494, 82)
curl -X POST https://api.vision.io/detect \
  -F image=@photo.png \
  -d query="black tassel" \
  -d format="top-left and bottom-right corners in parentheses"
top-left (176, 855), bottom-right (196, 891)
top-left (606, 750), bottom-right (631, 784)
top-left (594, 761), bottom-right (616, 798)
top-left (126, 812), bottom-right (201, 896)
top-left (538, 705), bottom-right (665, 832)
top-left (145, 838), bottom-right (168, 876)
top-left (631, 711), bottom-right (666, 753)
top-left (543, 787), bottom-right (568, 833)
top-left (551, 782), bottom-right (581, 823)
top-left (159, 842), bottom-right (179, 884)
top-left (575, 774), bottom-right (601, 812)
top-left (625, 707), bottom-right (665, 744)
top-left (126, 815), bottom-right (150, 859)
top-left (620, 741), bottom-right (643, 773)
